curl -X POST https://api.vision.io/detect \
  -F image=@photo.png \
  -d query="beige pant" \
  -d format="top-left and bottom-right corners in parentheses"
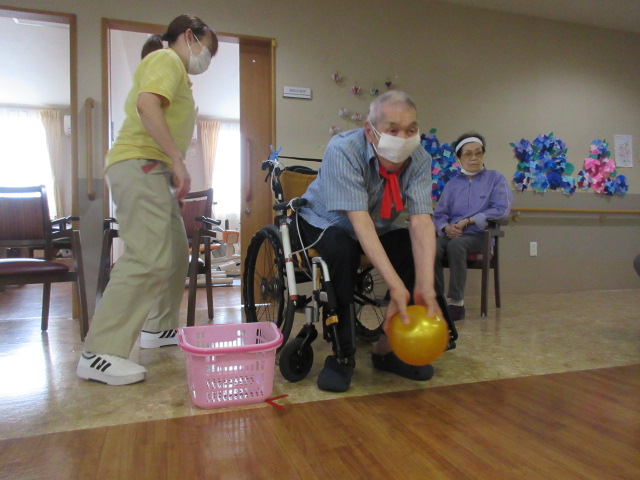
top-left (84, 159), bottom-right (188, 358)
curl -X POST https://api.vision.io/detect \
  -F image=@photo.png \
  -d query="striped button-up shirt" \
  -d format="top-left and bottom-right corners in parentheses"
top-left (299, 128), bottom-right (433, 238)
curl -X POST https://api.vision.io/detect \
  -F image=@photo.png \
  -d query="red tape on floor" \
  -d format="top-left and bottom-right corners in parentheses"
top-left (265, 394), bottom-right (289, 410)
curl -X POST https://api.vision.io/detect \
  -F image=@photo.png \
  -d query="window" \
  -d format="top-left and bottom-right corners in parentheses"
top-left (0, 108), bottom-right (56, 216)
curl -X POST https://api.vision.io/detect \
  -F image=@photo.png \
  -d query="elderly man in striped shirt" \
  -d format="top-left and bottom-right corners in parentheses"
top-left (296, 91), bottom-right (439, 392)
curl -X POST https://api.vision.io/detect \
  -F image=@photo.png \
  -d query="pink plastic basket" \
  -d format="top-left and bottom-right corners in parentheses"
top-left (178, 322), bottom-right (283, 409)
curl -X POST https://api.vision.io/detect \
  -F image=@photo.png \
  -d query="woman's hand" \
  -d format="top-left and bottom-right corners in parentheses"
top-left (444, 224), bottom-right (463, 238)
top-left (445, 218), bottom-right (473, 238)
top-left (171, 157), bottom-right (191, 200)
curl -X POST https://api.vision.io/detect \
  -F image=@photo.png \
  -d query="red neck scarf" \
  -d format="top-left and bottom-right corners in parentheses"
top-left (378, 163), bottom-right (404, 219)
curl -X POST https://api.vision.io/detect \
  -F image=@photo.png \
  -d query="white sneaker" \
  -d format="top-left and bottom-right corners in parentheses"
top-left (77, 352), bottom-right (146, 386)
top-left (140, 329), bottom-right (178, 349)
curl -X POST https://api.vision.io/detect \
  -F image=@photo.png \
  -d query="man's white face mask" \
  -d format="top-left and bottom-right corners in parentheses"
top-left (371, 124), bottom-right (421, 164)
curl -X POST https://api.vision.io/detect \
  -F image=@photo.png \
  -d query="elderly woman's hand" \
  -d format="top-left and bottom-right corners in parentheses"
top-left (444, 224), bottom-right (464, 238)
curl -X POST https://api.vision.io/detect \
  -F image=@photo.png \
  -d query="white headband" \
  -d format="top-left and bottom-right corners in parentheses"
top-left (455, 136), bottom-right (484, 153)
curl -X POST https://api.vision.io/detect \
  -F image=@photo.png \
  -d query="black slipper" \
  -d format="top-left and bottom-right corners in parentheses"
top-left (371, 351), bottom-right (434, 381)
top-left (317, 355), bottom-right (354, 392)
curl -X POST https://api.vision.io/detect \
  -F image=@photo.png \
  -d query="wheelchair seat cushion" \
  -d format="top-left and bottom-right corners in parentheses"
top-left (371, 351), bottom-right (435, 381)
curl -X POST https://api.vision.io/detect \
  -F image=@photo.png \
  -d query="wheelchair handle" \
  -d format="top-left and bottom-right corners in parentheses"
top-left (272, 197), bottom-right (307, 211)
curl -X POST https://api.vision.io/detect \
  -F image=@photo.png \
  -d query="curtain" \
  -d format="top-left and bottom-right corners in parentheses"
top-left (0, 107), bottom-right (57, 216)
top-left (200, 120), bottom-right (221, 190)
top-left (211, 122), bottom-right (241, 231)
top-left (39, 110), bottom-right (64, 216)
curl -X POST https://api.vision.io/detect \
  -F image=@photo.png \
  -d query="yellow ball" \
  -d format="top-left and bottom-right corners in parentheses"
top-left (388, 305), bottom-right (449, 366)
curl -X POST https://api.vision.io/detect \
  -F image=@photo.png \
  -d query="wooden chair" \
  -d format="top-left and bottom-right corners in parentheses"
top-left (0, 185), bottom-right (89, 341)
top-left (183, 189), bottom-right (221, 327)
top-left (96, 189), bottom-right (220, 328)
top-left (441, 219), bottom-right (507, 317)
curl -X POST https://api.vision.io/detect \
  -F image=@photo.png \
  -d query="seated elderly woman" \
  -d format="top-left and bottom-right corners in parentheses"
top-left (433, 133), bottom-right (512, 320)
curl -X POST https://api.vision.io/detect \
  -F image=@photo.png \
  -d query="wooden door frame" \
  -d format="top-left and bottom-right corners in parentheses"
top-left (101, 19), bottom-right (275, 276)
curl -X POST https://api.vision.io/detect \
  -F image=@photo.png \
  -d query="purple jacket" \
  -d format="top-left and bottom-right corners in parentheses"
top-left (433, 168), bottom-right (512, 236)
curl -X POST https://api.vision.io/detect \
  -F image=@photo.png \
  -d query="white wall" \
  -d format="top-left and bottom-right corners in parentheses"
top-left (1, 0), bottom-right (638, 300)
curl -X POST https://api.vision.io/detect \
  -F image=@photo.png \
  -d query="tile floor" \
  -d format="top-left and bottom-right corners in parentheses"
top-left (0, 282), bottom-right (638, 440)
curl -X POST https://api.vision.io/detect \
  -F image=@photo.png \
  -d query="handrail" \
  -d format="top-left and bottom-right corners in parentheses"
top-left (511, 207), bottom-right (640, 222)
top-left (244, 138), bottom-right (252, 203)
top-left (85, 97), bottom-right (95, 201)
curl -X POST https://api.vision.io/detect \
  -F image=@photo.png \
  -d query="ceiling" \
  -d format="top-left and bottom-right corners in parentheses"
top-left (0, 1), bottom-right (638, 112)
top-left (435, 0), bottom-right (640, 35)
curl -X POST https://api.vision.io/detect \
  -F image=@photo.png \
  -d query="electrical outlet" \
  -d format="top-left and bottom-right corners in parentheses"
top-left (530, 242), bottom-right (538, 257)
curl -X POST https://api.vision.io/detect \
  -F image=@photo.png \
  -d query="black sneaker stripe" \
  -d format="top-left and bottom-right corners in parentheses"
top-left (89, 356), bottom-right (112, 372)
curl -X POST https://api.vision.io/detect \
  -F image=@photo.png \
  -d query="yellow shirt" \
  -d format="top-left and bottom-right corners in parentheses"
top-left (105, 48), bottom-right (196, 170)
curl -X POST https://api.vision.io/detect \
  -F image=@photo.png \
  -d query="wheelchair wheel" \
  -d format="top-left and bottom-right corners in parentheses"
top-left (279, 336), bottom-right (314, 382)
top-left (353, 267), bottom-right (387, 343)
top-left (243, 225), bottom-right (294, 348)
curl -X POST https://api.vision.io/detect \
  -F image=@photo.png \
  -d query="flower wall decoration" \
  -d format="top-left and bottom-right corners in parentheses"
top-left (578, 140), bottom-right (628, 196)
top-left (511, 133), bottom-right (576, 194)
top-left (512, 135), bottom-right (629, 196)
top-left (420, 129), bottom-right (458, 201)
top-left (328, 71), bottom-right (397, 134)
top-left (329, 125), bottom-right (341, 136)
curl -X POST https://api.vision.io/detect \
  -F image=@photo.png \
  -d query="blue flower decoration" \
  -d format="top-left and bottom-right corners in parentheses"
top-left (421, 129), bottom-right (458, 201)
top-left (511, 132), bottom-right (572, 193)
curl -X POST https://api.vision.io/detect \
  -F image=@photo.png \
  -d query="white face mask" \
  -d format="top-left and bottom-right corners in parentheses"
top-left (460, 167), bottom-right (482, 176)
top-left (187, 35), bottom-right (212, 75)
top-left (371, 124), bottom-right (421, 164)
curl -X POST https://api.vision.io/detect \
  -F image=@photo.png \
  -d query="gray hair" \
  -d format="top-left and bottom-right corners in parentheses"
top-left (367, 91), bottom-right (417, 127)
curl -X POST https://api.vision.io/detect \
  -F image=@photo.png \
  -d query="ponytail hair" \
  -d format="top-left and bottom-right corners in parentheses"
top-left (163, 14), bottom-right (218, 54)
top-left (140, 15), bottom-right (218, 60)
top-left (141, 34), bottom-right (164, 59)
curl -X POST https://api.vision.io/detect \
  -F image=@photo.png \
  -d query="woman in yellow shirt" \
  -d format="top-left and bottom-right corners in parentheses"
top-left (78, 14), bottom-right (218, 385)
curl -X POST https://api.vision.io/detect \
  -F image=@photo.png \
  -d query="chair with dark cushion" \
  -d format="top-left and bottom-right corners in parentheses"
top-left (0, 185), bottom-right (89, 340)
top-left (441, 219), bottom-right (507, 318)
top-left (96, 189), bottom-right (221, 328)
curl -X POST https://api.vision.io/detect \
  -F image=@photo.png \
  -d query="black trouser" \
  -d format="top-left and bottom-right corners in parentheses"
top-left (296, 215), bottom-right (415, 357)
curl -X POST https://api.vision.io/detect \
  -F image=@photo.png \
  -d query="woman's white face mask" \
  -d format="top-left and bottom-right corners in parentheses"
top-left (371, 124), bottom-right (421, 164)
top-left (187, 35), bottom-right (212, 75)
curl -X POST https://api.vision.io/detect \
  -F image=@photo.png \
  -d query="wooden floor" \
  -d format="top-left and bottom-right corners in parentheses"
top-left (1, 282), bottom-right (639, 479)
top-left (0, 364), bottom-right (638, 479)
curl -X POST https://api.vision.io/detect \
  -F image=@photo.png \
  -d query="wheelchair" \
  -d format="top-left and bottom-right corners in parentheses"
top-left (242, 149), bottom-right (457, 383)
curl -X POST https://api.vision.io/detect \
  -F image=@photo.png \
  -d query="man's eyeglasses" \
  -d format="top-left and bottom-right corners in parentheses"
top-left (460, 150), bottom-right (484, 160)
